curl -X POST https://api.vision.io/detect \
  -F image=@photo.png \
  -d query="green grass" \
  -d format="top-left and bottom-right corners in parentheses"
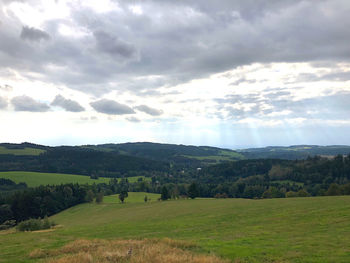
top-left (1, 196), bottom-right (350, 262)
top-left (0, 146), bottom-right (46, 156)
top-left (182, 150), bottom-right (245, 163)
top-left (0, 171), bottom-right (147, 187)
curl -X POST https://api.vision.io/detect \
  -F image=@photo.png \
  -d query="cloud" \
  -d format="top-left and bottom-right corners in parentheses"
top-left (93, 30), bottom-right (137, 59)
top-left (230, 77), bottom-right (257, 86)
top-left (20, 26), bottom-right (50, 42)
top-left (0, 84), bottom-right (13, 92)
top-left (269, 91), bottom-right (350, 119)
top-left (11, 95), bottom-right (50, 112)
top-left (214, 90), bottom-right (350, 121)
top-left (0, 0), bottom-right (349, 97)
top-left (51, 94), bottom-right (85, 112)
top-left (90, 99), bottom-right (135, 115)
top-left (126, 116), bottom-right (141, 122)
top-left (0, 96), bottom-right (8, 109)
top-left (296, 71), bottom-right (350, 83)
top-left (134, 105), bottom-right (163, 116)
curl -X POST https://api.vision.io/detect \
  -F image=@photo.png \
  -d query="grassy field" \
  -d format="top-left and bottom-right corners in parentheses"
top-left (0, 171), bottom-right (147, 187)
top-left (1, 195), bottom-right (350, 262)
top-left (183, 150), bottom-right (245, 163)
top-left (0, 146), bottom-right (46, 156)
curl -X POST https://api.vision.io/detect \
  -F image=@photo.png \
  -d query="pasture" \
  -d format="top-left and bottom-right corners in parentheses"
top-left (0, 171), bottom-right (147, 187)
top-left (1, 195), bottom-right (350, 262)
top-left (0, 146), bottom-right (45, 156)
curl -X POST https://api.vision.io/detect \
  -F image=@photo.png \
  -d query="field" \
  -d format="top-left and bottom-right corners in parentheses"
top-left (1, 195), bottom-right (350, 262)
top-left (0, 146), bottom-right (46, 156)
top-left (182, 150), bottom-right (245, 163)
top-left (0, 171), bottom-right (147, 187)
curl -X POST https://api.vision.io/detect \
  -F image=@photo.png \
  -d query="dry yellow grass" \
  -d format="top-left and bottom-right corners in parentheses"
top-left (29, 238), bottom-right (228, 263)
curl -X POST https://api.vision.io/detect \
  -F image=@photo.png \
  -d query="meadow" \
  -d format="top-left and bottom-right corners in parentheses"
top-left (0, 146), bottom-right (46, 156)
top-left (1, 195), bottom-right (350, 262)
top-left (0, 171), bottom-right (147, 187)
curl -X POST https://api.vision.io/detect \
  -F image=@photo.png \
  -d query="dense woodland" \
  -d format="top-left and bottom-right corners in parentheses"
top-left (0, 147), bottom-right (169, 177)
top-left (153, 155), bottom-right (350, 199)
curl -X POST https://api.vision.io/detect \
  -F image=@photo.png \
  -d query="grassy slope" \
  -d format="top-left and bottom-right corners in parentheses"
top-left (182, 150), bottom-right (245, 163)
top-left (1, 195), bottom-right (350, 262)
top-left (0, 171), bottom-right (147, 187)
top-left (0, 146), bottom-right (46, 156)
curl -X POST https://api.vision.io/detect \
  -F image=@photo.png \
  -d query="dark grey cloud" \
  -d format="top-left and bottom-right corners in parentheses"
top-left (11, 95), bottom-right (50, 112)
top-left (51, 95), bottom-right (85, 112)
top-left (20, 26), bottom-right (50, 41)
top-left (94, 30), bottom-right (137, 59)
top-left (134, 105), bottom-right (163, 116)
top-left (90, 99), bottom-right (135, 115)
top-left (0, 96), bottom-right (8, 109)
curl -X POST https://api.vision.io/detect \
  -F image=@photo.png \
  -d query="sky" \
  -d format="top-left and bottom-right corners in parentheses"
top-left (0, 0), bottom-right (350, 149)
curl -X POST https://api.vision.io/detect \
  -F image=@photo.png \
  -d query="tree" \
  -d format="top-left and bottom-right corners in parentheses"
top-left (85, 190), bottom-right (94, 203)
top-left (187, 182), bottom-right (199, 199)
top-left (326, 183), bottom-right (342, 196)
top-left (297, 189), bottom-right (310, 197)
top-left (95, 192), bottom-right (104, 204)
top-left (161, 186), bottom-right (169, 200)
top-left (285, 191), bottom-right (298, 198)
top-left (262, 187), bottom-right (284, 198)
top-left (119, 190), bottom-right (128, 203)
top-left (0, 204), bottom-right (13, 225)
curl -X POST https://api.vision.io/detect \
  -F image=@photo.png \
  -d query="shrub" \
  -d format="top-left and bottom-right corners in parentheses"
top-left (285, 191), bottom-right (298, 198)
top-left (297, 189), bottom-right (310, 197)
top-left (0, 220), bottom-right (16, 231)
top-left (95, 192), bottom-right (104, 204)
top-left (16, 217), bottom-right (55, 232)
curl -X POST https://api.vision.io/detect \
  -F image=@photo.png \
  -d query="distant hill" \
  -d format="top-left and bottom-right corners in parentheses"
top-left (238, 145), bottom-right (350, 159)
top-left (1, 143), bottom-right (350, 178)
top-left (0, 145), bottom-right (169, 177)
top-left (82, 142), bottom-right (245, 165)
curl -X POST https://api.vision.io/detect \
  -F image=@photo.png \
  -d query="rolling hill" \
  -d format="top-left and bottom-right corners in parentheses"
top-left (82, 142), bottom-right (245, 165)
top-left (238, 145), bottom-right (350, 159)
top-left (1, 195), bottom-right (349, 262)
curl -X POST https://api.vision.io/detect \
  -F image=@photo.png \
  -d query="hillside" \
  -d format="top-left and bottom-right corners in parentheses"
top-left (0, 171), bottom-right (148, 187)
top-left (1, 196), bottom-right (350, 262)
top-left (239, 145), bottom-right (350, 159)
top-left (83, 142), bottom-right (245, 165)
top-left (0, 171), bottom-right (111, 187)
top-left (0, 145), bottom-right (169, 177)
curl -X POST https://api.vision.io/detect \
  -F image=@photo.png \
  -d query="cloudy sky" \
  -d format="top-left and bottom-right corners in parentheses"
top-left (0, 0), bottom-right (350, 148)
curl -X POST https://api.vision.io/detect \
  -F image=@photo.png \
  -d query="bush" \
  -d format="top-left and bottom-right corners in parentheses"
top-left (95, 192), bottom-right (104, 204)
top-left (16, 217), bottom-right (55, 232)
top-left (0, 220), bottom-right (16, 231)
top-left (285, 191), bottom-right (298, 198)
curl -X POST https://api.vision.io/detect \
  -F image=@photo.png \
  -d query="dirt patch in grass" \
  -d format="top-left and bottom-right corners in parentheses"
top-left (29, 238), bottom-right (228, 263)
